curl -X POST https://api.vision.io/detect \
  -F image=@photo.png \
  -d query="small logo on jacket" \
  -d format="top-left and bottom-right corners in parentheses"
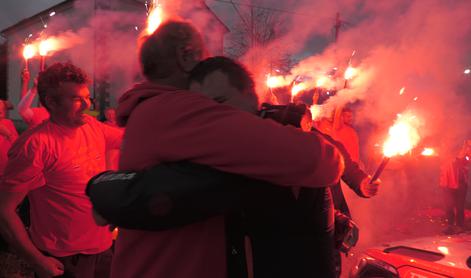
top-left (92, 172), bottom-right (137, 183)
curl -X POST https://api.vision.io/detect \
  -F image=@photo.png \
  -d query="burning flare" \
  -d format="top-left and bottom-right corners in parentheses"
top-left (382, 112), bottom-right (421, 157)
top-left (39, 38), bottom-right (58, 56)
top-left (421, 148), bottom-right (435, 156)
top-left (266, 75), bottom-right (289, 88)
top-left (291, 83), bottom-right (307, 99)
top-left (146, 5), bottom-right (164, 35)
top-left (22, 44), bottom-right (37, 60)
top-left (309, 105), bottom-right (322, 121)
top-left (316, 76), bottom-right (328, 87)
top-left (344, 66), bottom-right (357, 80)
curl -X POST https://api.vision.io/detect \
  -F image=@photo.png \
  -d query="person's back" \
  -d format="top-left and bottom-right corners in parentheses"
top-left (112, 20), bottom-right (343, 278)
top-left (114, 87), bottom-right (229, 278)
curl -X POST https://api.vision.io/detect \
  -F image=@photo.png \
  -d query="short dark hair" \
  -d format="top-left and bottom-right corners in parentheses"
top-left (37, 62), bottom-right (89, 109)
top-left (190, 56), bottom-right (257, 100)
top-left (139, 19), bottom-right (205, 80)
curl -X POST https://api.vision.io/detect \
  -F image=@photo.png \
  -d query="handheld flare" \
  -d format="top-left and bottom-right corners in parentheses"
top-left (371, 112), bottom-right (421, 183)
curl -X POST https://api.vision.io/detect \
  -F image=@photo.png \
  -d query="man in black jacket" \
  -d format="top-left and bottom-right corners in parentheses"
top-left (88, 56), bottom-right (379, 278)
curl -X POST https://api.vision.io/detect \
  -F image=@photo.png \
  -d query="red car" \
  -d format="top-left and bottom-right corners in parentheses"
top-left (350, 232), bottom-right (471, 278)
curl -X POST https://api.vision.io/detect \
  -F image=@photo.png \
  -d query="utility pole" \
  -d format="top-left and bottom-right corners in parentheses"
top-left (334, 12), bottom-right (342, 42)
top-left (251, 6), bottom-right (255, 48)
top-left (250, 6), bottom-right (256, 68)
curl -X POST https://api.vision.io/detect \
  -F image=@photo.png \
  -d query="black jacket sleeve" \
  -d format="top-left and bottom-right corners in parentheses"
top-left (86, 162), bottom-right (272, 231)
top-left (311, 129), bottom-right (368, 198)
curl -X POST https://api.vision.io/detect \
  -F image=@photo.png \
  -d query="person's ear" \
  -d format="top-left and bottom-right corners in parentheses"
top-left (176, 45), bottom-right (200, 73)
top-left (44, 95), bottom-right (57, 111)
top-left (189, 81), bottom-right (203, 93)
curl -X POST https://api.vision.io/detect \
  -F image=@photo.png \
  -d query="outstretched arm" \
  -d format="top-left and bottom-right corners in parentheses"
top-left (121, 92), bottom-right (344, 188)
top-left (87, 162), bottom-right (270, 230)
top-left (20, 69), bottom-right (30, 100)
top-left (18, 85), bottom-right (38, 124)
top-left (312, 128), bottom-right (380, 198)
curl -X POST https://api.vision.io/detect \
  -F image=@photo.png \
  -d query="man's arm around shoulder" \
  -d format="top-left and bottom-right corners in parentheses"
top-left (127, 95), bottom-right (344, 188)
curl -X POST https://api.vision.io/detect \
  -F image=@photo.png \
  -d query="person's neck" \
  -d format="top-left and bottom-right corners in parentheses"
top-left (49, 116), bottom-right (77, 129)
top-left (148, 74), bottom-right (188, 89)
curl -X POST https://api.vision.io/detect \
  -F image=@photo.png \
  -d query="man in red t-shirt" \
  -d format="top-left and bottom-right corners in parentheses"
top-left (111, 19), bottom-right (344, 278)
top-left (333, 107), bottom-right (360, 162)
top-left (0, 63), bottom-right (122, 277)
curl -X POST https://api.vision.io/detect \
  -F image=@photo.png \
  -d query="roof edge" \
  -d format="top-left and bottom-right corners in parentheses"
top-left (1, 0), bottom-right (73, 36)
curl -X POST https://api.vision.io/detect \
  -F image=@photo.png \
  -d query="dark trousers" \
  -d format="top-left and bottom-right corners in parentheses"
top-left (443, 187), bottom-right (467, 227)
top-left (36, 248), bottom-right (112, 278)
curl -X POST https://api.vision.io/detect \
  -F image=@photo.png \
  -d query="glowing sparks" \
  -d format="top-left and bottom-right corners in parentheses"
top-left (437, 246), bottom-right (449, 255)
top-left (413, 96), bottom-right (418, 101)
top-left (291, 83), bottom-right (307, 98)
top-left (421, 148), bottom-right (435, 156)
top-left (382, 112), bottom-right (421, 158)
top-left (399, 87), bottom-right (405, 95)
top-left (38, 38), bottom-right (59, 56)
top-left (344, 66), bottom-right (356, 80)
top-left (146, 5), bottom-right (164, 35)
top-left (266, 75), bottom-right (288, 88)
top-left (465, 69), bottom-right (471, 74)
top-left (22, 44), bottom-right (37, 60)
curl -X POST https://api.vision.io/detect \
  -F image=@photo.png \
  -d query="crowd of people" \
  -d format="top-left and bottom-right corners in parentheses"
top-left (0, 18), bottom-right (463, 278)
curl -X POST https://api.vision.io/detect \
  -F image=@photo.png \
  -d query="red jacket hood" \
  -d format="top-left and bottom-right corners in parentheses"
top-left (117, 82), bottom-right (180, 126)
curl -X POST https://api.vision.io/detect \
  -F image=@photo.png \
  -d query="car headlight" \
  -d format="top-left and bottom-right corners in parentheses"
top-left (350, 255), bottom-right (399, 278)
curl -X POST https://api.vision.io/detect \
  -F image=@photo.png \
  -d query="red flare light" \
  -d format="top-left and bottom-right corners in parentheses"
top-left (23, 44), bottom-right (37, 60)
top-left (309, 105), bottom-right (322, 121)
top-left (291, 83), bottom-right (307, 100)
top-left (316, 76), bottom-right (328, 87)
top-left (344, 66), bottom-right (357, 80)
top-left (421, 148), bottom-right (435, 156)
top-left (266, 75), bottom-right (288, 88)
top-left (146, 5), bottom-right (164, 35)
top-left (382, 113), bottom-right (421, 158)
top-left (39, 38), bottom-right (57, 56)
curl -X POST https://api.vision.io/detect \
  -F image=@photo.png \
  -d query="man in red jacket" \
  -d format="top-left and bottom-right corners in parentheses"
top-left (440, 140), bottom-right (471, 234)
top-left (112, 19), bottom-right (344, 278)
